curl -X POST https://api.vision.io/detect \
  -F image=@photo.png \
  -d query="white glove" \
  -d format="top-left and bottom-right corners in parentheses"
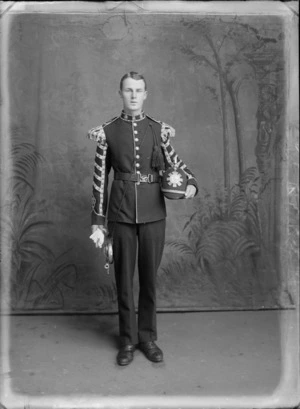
top-left (89, 227), bottom-right (106, 248)
top-left (185, 185), bottom-right (197, 198)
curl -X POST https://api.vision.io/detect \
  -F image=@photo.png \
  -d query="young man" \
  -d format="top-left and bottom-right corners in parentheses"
top-left (87, 72), bottom-right (198, 366)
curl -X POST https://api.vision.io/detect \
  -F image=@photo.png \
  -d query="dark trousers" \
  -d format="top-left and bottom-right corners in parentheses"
top-left (108, 219), bottom-right (166, 346)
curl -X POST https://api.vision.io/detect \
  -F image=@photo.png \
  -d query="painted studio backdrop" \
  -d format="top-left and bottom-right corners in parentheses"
top-left (2, 12), bottom-right (295, 313)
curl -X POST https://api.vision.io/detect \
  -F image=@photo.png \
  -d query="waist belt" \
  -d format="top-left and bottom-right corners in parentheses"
top-left (115, 172), bottom-right (160, 184)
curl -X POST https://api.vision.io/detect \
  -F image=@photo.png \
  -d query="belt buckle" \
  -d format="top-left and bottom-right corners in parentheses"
top-left (147, 174), bottom-right (154, 183)
top-left (136, 173), bottom-right (153, 184)
top-left (140, 174), bottom-right (148, 183)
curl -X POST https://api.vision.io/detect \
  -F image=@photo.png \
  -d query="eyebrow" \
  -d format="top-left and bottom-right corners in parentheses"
top-left (124, 87), bottom-right (144, 91)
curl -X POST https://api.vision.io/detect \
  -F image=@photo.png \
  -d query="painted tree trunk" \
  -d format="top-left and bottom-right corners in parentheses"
top-left (205, 35), bottom-right (231, 194)
top-left (252, 53), bottom-right (284, 289)
top-left (225, 77), bottom-right (245, 180)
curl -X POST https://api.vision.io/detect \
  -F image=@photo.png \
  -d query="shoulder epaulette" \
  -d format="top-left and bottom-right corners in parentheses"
top-left (86, 116), bottom-right (118, 142)
top-left (146, 115), bottom-right (175, 141)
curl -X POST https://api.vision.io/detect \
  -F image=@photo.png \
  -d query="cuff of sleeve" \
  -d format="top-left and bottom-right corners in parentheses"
top-left (91, 212), bottom-right (106, 226)
top-left (187, 178), bottom-right (199, 196)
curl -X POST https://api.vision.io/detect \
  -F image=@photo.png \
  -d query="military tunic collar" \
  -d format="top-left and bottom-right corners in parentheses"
top-left (120, 110), bottom-right (146, 122)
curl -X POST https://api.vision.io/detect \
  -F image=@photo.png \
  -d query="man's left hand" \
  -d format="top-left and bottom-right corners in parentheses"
top-left (185, 185), bottom-right (196, 199)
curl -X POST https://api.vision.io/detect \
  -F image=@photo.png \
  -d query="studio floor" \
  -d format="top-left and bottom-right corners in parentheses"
top-left (1, 309), bottom-right (300, 408)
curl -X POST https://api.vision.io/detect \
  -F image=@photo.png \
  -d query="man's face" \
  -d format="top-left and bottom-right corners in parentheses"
top-left (119, 77), bottom-right (147, 115)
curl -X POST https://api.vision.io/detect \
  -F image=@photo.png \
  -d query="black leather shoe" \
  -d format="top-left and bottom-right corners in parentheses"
top-left (117, 344), bottom-right (135, 366)
top-left (139, 341), bottom-right (163, 363)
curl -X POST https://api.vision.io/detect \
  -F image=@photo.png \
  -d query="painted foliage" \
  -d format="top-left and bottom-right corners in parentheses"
top-left (1, 12), bottom-right (295, 312)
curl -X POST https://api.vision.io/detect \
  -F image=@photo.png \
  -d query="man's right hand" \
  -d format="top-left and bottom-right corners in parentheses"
top-left (90, 225), bottom-right (106, 248)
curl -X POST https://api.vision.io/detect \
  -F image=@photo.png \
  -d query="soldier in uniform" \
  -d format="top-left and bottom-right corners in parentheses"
top-left (88, 72), bottom-right (198, 366)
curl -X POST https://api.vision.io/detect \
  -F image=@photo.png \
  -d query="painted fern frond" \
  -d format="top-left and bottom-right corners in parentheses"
top-left (165, 240), bottom-right (196, 258)
top-left (240, 166), bottom-right (258, 186)
top-left (230, 237), bottom-right (260, 259)
top-left (196, 220), bottom-right (253, 267)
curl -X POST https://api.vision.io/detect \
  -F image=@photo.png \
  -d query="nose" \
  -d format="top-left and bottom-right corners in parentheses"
top-left (132, 91), bottom-right (137, 99)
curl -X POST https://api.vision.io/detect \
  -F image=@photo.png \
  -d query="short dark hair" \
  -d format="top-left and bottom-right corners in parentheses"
top-left (120, 71), bottom-right (147, 90)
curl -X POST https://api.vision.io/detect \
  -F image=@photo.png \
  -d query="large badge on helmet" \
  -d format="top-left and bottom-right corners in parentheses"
top-left (161, 166), bottom-right (187, 200)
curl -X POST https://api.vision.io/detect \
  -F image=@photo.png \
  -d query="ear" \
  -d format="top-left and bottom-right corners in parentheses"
top-left (118, 89), bottom-right (123, 98)
top-left (143, 90), bottom-right (148, 101)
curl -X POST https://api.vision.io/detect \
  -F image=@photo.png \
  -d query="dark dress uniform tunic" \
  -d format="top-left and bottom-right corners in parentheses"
top-left (87, 110), bottom-right (198, 346)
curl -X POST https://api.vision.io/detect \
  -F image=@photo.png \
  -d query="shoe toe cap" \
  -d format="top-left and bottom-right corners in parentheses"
top-left (151, 351), bottom-right (163, 362)
top-left (117, 348), bottom-right (134, 365)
